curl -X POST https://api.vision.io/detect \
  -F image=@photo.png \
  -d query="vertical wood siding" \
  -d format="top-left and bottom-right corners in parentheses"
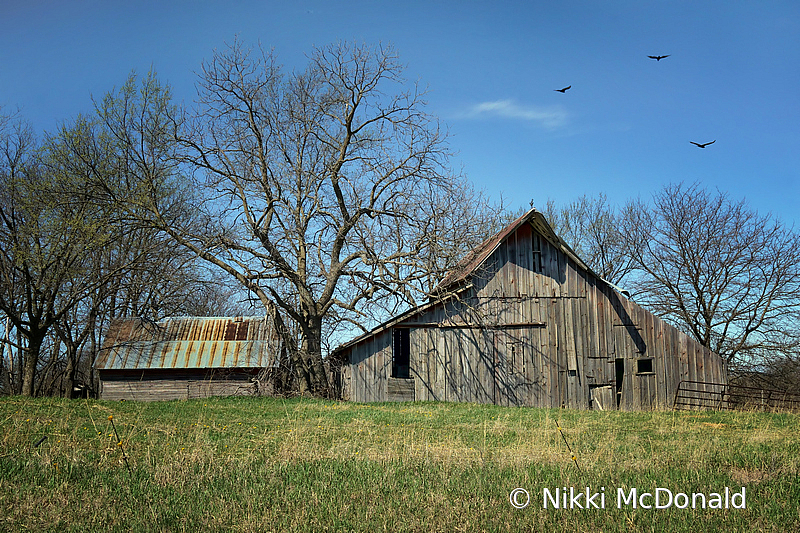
top-left (343, 222), bottom-right (726, 409)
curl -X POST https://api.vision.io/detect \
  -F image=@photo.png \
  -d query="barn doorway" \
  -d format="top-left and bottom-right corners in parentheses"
top-left (615, 358), bottom-right (625, 408)
top-left (492, 330), bottom-right (519, 407)
top-left (392, 328), bottom-right (410, 379)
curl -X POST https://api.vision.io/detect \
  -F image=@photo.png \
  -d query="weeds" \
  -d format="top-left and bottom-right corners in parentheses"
top-left (106, 415), bottom-right (131, 474)
top-left (1, 396), bottom-right (798, 532)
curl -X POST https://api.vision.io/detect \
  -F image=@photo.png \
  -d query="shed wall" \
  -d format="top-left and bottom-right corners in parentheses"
top-left (98, 369), bottom-right (258, 401)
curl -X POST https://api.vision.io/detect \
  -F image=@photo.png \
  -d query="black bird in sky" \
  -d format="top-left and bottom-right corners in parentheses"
top-left (554, 85), bottom-right (571, 93)
top-left (690, 140), bottom-right (716, 148)
top-left (648, 55), bottom-right (670, 61)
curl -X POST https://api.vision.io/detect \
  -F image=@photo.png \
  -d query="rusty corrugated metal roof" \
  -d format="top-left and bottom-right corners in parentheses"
top-left (94, 316), bottom-right (280, 370)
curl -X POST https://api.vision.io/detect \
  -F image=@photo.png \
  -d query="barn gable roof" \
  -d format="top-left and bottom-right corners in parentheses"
top-left (95, 316), bottom-right (280, 371)
top-left (333, 208), bottom-right (602, 355)
top-left (435, 208), bottom-right (590, 292)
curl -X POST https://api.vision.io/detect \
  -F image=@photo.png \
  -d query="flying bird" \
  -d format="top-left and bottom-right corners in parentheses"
top-left (690, 140), bottom-right (716, 148)
top-left (648, 55), bottom-right (670, 61)
top-left (554, 85), bottom-right (571, 93)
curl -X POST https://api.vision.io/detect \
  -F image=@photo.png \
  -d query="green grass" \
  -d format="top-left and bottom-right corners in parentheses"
top-left (1, 396), bottom-right (798, 532)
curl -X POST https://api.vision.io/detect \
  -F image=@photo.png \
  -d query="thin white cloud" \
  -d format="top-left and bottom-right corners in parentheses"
top-left (463, 99), bottom-right (568, 129)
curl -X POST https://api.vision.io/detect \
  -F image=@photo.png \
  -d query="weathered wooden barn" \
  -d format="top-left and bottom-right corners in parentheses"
top-left (333, 209), bottom-right (726, 410)
top-left (95, 316), bottom-right (280, 401)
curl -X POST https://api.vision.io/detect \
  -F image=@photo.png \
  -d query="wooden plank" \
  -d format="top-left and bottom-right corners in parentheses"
top-left (687, 339), bottom-right (697, 384)
top-left (419, 329), bottom-right (429, 401)
top-left (376, 339), bottom-right (384, 402)
top-left (549, 239), bottom-right (559, 297)
top-left (578, 294), bottom-right (591, 408)
top-left (502, 332), bottom-right (511, 406)
top-left (614, 327), bottom-right (629, 410)
top-left (387, 377), bottom-right (415, 402)
top-left (496, 241), bottom-right (508, 305)
top-left (696, 342), bottom-right (706, 382)
top-left (655, 317), bottom-right (669, 406)
top-left (364, 338), bottom-right (374, 402)
top-left (659, 321), bottom-right (670, 403)
top-left (445, 330), bottom-right (456, 402)
top-left (532, 233), bottom-right (542, 297)
top-left (591, 385), bottom-right (615, 410)
top-left (564, 297), bottom-right (578, 375)
top-left (101, 378), bottom-right (257, 402)
top-left (455, 330), bottom-right (465, 403)
top-left (518, 223), bottom-right (533, 298)
top-left (548, 299), bottom-right (559, 408)
top-left (507, 228), bottom-right (518, 298)
top-left (571, 296), bottom-right (583, 408)
top-left (475, 328), bottom-right (486, 403)
top-left (461, 329), bottom-right (473, 402)
top-left (532, 327), bottom-right (544, 407)
top-left (422, 328), bottom-right (433, 401)
top-left (557, 242), bottom-right (566, 297)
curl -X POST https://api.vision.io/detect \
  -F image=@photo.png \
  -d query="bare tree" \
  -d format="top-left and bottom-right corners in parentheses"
top-left (622, 182), bottom-right (800, 368)
top-left (542, 193), bottom-right (634, 285)
top-left (0, 116), bottom-right (69, 396)
top-left (118, 41), bottom-right (481, 396)
top-left (0, 98), bottom-right (239, 396)
top-left (0, 110), bottom-right (149, 395)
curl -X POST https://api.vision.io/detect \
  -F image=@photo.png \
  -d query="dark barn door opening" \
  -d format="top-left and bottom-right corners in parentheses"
top-left (392, 328), bottom-right (410, 379)
top-left (615, 358), bottom-right (625, 408)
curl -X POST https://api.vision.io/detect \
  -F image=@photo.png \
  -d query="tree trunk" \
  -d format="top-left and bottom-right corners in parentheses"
top-left (62, 354), bottom-right (75, 399)
top-left (20, 333), bottom-right (43, 397)
top-left (0, 318), bottom-right (11, 394)
top-left (300, 315), bottom-right (330, 397)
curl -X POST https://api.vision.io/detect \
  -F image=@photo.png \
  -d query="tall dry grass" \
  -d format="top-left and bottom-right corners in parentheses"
top-left (1, 396), bottom-right (798, 532)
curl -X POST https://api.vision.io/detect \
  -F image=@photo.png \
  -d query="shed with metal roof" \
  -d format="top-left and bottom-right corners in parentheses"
top-left (95, 316), bottom-right (281, 401)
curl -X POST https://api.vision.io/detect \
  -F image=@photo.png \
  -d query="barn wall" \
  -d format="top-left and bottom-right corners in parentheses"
top-left (342, 221), bottom-right (727, 410)
top-left (346, 329), bottom-right (392, 402)
top-left (98, 369), bottom-right (258, 401)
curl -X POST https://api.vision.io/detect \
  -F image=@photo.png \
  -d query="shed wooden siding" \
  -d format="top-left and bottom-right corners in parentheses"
top-left (99, 370), bottom-right (258, 401)
top-left (341, 217), bottom-right (726, 410)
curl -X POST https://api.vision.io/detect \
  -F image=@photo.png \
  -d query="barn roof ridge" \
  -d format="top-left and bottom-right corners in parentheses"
top-left (434, 208), bottom-right (592, 291)
top-left (332, 208), bottom-right (608, 355)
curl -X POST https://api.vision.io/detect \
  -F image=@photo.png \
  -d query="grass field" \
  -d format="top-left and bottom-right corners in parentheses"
top-left (1, 396), bottom-right (798, 532)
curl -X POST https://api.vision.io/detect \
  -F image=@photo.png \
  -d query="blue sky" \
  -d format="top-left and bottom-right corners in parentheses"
top-left (3, 0), bottom-right (799, 226)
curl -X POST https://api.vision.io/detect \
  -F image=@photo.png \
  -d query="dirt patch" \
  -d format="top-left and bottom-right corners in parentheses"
top-left (730, 467), bottom-right (770, 484)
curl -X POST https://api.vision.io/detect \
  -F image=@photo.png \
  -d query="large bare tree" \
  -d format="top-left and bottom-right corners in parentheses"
top-left (112, 41), bottom-right (477, 396)
top-left (622, 182), bottom-right (800, 368)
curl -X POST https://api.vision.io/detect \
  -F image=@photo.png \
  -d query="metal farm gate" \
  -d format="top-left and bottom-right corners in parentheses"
top-left (673, 380), bottom-right (800, 413)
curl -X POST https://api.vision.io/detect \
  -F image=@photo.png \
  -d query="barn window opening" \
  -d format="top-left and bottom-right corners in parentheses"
top-left (532, 233), bottom-right (544, 273)
top-left (636, 358), bottom-right (654, 374)
top-left (615, 358), bottom-right (624, 408)
top-left (392, 328), bottom-right (410, 379)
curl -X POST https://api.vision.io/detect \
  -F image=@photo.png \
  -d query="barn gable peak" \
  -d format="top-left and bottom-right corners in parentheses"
top-left (434, 208), bottom-right (591, 293)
